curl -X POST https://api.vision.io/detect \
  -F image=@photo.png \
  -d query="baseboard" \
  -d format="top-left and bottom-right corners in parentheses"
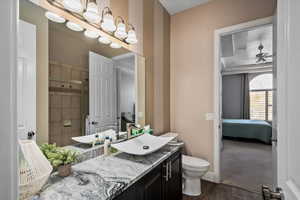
top-left (202, 171), bottom-right (219, 183)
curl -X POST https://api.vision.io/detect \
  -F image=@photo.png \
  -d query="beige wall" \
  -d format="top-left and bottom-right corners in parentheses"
top-left (143, 0), bottom-right (171, 134)
top-left (111, 0), bottom-right (129, 22)
top-left (153, 0), bottom-right (171, 134)
top-left (20, 0), bottom-right (49, 144)
top-left (170, 0), bottom-right (276, 169)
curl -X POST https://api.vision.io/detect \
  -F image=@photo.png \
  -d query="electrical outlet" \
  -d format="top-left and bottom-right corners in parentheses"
top-left (138, 112), bottom-right (144, 118)
top-left (205, 113), bottom-right (215, 121)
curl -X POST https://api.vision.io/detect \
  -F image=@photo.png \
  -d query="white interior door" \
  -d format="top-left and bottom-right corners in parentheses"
top-left (17, 20), bottom-right (36, 140)
top-left (89, 52), bottom-right (117, 134)
top-left (277, 0), bottom-right (300, 199)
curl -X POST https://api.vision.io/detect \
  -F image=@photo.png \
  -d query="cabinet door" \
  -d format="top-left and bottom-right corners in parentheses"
top-left (114, 184), bottom-right (137, 200)
top-left (142, 164), bottom-right (163, 200)
top-left (164, 152), bottom-right (182, 200)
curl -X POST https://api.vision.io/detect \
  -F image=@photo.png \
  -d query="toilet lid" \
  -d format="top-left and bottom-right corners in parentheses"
top-left (182, 155), bottom-right (210, 169)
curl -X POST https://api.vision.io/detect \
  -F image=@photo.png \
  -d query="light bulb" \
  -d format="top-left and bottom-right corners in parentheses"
top-left (98, 36), bottom-right (111, 44)
top-left (83, 2), bottom-right (101, 23)
top-left (84, 30), bottom-right (100, 39)
top-left (110, 42), bottom-right (122, 49)
top-left (66, 21), bottom-right (84, 32)
top-left (101, 13), bottom-right (116, 32)
top-left (63, 0), bottom-right (83, 13)
top-left (114, 22), bottom-right (127, 39)
top-left (125, 29), bottom-right (138, 44)
top-left (45, 11), bottom-right (66, 23)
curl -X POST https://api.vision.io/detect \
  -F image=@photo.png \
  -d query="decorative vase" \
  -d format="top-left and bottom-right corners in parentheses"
top-left (19, 140), bottom-right (53, 200)
top-left (58, 164), bottom-right (72, 177)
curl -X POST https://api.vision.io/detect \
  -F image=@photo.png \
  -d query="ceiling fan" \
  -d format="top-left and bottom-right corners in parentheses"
top-left (256, 43), bottom-right (272, 63)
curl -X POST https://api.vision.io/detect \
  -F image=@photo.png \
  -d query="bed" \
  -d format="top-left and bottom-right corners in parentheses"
top-left (222, 119), bottom-right (272, 144)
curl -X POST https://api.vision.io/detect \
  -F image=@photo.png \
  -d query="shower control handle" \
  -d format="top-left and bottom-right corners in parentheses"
top-left (91, 121), bottom-right (99, 125)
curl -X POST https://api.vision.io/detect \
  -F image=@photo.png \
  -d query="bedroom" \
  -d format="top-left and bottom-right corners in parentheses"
top-left (220, 24), bottom-right (273, 193)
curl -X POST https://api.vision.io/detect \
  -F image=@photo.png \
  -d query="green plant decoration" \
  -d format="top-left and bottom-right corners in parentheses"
top-left (39, 143), bottom-right (78, 169)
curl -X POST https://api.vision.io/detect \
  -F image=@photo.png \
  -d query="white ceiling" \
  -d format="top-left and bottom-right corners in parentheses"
top-left (159, 0), bottom-right (211, 15)
top-left (221, 25), bottom-right (273, 69)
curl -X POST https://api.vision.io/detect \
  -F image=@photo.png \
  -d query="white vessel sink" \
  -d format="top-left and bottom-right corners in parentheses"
top-left (111, 134), bottom-right (175, 156)
top-left (72, 129), bottom-right (118, 144)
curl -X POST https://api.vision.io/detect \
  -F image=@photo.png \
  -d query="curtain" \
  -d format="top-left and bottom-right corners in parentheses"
top-left (241, 73), bottom-right (250, 119)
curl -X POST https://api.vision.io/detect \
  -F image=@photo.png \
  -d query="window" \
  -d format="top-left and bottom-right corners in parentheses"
top-left (249, 74), bottom-right (273, 121)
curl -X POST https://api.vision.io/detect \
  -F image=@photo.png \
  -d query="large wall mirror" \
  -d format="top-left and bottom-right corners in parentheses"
top-left (19, 0), bottom-right (146, 147)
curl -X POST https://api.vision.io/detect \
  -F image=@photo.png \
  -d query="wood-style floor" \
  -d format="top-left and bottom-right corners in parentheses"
top-left (182, 181), bottom-right (262, 200)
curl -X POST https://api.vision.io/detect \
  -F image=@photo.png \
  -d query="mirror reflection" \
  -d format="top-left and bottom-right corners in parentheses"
top-left (19, 0), bottom-right (146, 147)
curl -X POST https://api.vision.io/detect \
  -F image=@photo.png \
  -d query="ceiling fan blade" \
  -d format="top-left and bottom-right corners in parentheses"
top-left (256, 53), bottom-right (263, 58)
top-left (265, 54), bottom-right (273, 58)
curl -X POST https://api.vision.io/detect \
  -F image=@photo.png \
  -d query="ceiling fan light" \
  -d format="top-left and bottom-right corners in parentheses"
top-left (125, 29), bottom-right (138, 44)
top-left (83, 2), bottom-right (101, 23)
top-left (110, 42), bottom-right (122, 49)
top-left (63, 0), bottom-right (83, 13)
top-left (114, 23), bottom-right (127, 39)
top-left (98, 36), bottom-right (111, 44)
top-left (101, 14), bottom-right (116, 32)
top-left (45, 11), bottom-right (66, 23)
top-left (66, 21), bottom-right (84, 32)
top-left (84, 30), bottom-right (100, 39)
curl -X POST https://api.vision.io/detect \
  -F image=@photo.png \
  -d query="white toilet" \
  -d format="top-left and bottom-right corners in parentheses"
top-left (182, 155), bottom-right (210, 196)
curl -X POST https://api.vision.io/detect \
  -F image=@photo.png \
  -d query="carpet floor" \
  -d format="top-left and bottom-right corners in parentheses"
top-left (220, 139), bottom-right (273, 193)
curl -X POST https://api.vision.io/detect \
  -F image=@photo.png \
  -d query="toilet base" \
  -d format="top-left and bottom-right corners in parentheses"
top-left (183, 177), bottom-right (202, 196)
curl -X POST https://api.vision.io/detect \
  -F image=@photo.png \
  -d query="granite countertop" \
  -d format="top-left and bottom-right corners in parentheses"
top-left (37, 144), bottom-right (181, 200)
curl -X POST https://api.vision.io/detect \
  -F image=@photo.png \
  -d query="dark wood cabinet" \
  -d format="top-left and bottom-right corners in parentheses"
top-left (163, 151), bottom-right (182, 200)
top-left (114, 183), bottom-right (137, 200)
top-left (142, 164), bottom-right (164, 200)
top-left (114, 150), bottom-right (182, 200)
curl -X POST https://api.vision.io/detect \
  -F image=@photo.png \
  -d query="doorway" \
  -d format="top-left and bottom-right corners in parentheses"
top-left (213, 17), bottom-right (276, 193)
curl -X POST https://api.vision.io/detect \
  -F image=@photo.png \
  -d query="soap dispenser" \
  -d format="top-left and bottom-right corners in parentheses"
top-left (104, 136), bottom-right (110, 156)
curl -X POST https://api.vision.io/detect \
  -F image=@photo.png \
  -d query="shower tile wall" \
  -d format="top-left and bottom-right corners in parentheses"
top-left (49, 62), bottom-right (88, 147)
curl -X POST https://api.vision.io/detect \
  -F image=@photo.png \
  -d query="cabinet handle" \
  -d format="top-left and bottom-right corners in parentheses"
top-left (163, 163), bottom-right (169, 181)
top-left (169, 161), bottom-right (172, 179)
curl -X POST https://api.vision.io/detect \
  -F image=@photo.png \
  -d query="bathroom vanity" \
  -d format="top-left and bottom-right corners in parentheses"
top-left (37, 145), bottom-right (182, 200)
top-left (114, 150), bottom-right (182, 200)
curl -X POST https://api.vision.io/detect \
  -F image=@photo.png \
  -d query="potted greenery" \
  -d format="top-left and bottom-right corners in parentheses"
top-left (39, 144), bottom-right (78, 177)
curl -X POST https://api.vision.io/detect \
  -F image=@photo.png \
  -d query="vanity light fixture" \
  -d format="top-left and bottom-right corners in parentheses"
top-left (125, 24), bottom-right (138, 44)
top-left (44, 0), bottom-right (138, 46)
top-left (84, 30), bottom-right (100, 39)
top-left (66, 21), bottom-right (84, 31)
top-left (110, 42), bottom-right (122, 49)
top-left (62, 0), bottom-right (83, 13)
top-left (114, 16), bottom-right (128, 40)
top-left (45, 11), bottom-right (66, 23)
top-left (83, 0), bottom-right (101, 23)
top-left (101, 7), bottom-right (116, 32)
top-left (98, 35), bottom-right (111, 44)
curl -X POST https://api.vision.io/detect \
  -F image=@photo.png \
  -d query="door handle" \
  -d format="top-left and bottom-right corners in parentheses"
top-left (272, 138), bottom-right (278, 143)
top-left (163, 163), bottom-right (169, 181)
top-left (27, 131), bottom-right (35, 140)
